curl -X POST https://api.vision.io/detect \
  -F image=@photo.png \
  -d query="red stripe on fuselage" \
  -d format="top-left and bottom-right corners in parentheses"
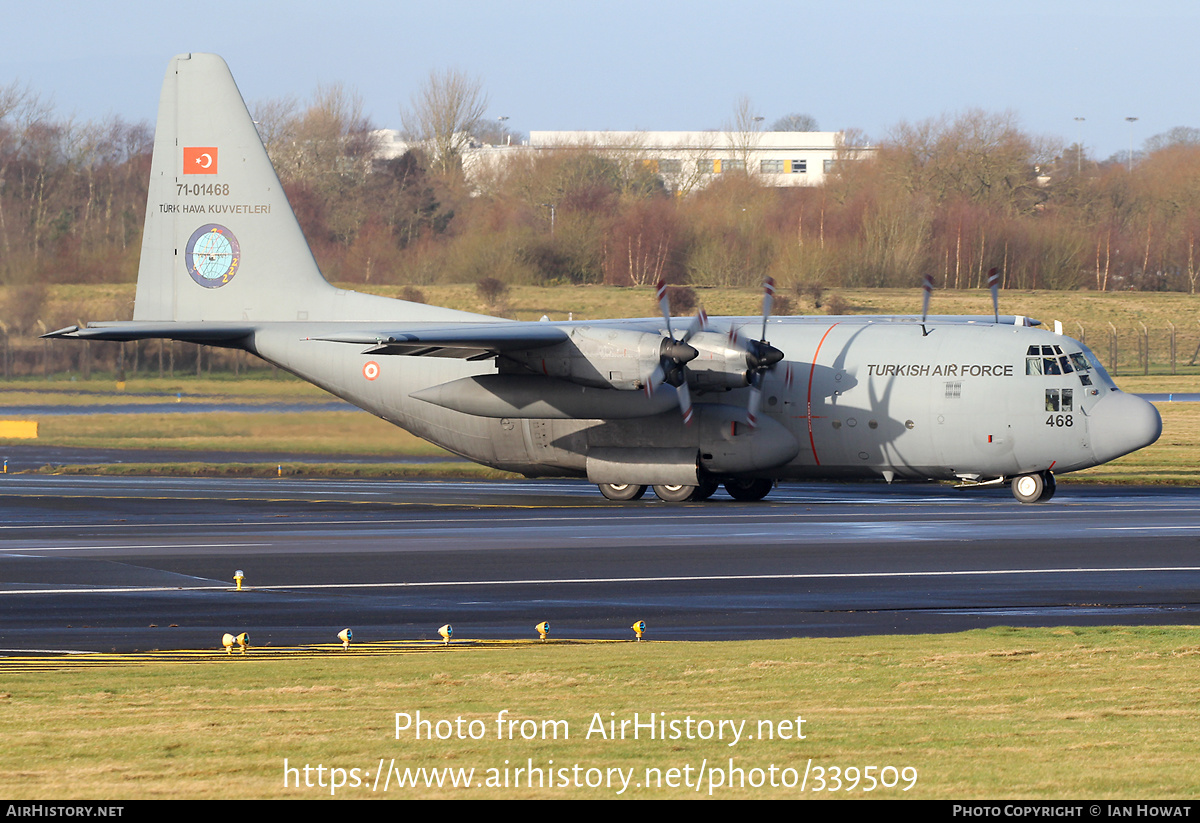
top-left (806, 324), bottom-right (840, 465)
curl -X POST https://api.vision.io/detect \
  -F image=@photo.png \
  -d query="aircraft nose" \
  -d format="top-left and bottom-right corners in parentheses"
top-left (1089, 390), bottom-right (1162, 464)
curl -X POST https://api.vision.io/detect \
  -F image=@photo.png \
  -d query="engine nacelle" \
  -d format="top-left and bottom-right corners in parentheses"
top-left (696, 405), bottom-right (799, 474)
top-left (685, 331), bottom-right (753, 391)
top-left (501, 326), bottom-right (673, 391)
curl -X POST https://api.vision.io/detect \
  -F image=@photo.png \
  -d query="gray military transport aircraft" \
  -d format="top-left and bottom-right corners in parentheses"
top-left (47, 54), bottom-right (1162, 504)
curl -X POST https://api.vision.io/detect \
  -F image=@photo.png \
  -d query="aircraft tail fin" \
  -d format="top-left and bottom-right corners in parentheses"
top-left (136, 53), bottom-right (488, 327)
top-left (135, 54), bottom-right (340, 323)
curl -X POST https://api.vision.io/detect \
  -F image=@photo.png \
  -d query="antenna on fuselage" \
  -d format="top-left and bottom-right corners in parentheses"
top-left (920, 273), bottom-right (934, 336)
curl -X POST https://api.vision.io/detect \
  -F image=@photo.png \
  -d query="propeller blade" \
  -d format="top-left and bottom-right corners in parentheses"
top-left (681, 307), bottom-right (708, 343)
top-left (747, 378), bottom-right (763, 428)
top-left (727, 325), bottom-right (746, 350)
top-left (987, 267), bottom-right (1000, 323)
top-left (677, 380), bottom-right (693, 426)
top-left (761, 277), bottom-right (776, 340)
top-left (644, 362), bottom-right (665, 397)
top-left (655, 279), bottom-right (673, 337)
top-left (921, 273), bottom-right (934, 324)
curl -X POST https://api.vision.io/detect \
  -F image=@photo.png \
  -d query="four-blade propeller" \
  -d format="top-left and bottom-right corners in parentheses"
top-left (646, 278), bottom-right (786, 427)
top-left (728, 277), bottom-right (786, 427)
top-left (644, 280), bottom-right (705, 424)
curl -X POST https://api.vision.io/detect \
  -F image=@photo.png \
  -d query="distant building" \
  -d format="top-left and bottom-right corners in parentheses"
top-left (371, 128), bottom-right (868, 190)
top-left (528, 130), bottom-right (857, 189)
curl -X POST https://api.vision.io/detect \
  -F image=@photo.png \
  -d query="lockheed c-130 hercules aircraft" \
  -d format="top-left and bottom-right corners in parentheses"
top-left (47, 54), bottom-right (1162, 504)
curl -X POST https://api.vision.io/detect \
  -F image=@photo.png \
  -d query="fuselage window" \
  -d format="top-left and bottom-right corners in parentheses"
top-left (1045, 388), bottom-right (1073, 412)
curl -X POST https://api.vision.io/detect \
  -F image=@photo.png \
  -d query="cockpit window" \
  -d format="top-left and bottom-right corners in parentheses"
top-left (1027, 346), bottom-right (1106, 385)
top-left (1080, 345), bottom-right (1115, 385)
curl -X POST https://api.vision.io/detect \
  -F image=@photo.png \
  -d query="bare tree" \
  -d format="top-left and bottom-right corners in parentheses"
top-left (251, 94), bottom-right (300, 159)
top-left (772, 113), bottom-right (819, 132)
top-left (257, 83), bottom-right (375, 186)
top-left (401, 68), bottom-right (489, 178)
top-left (0, 81), bottom-right (52, 270)
top-left (1144, 126), bottom-right (1200, 154)
top-left (725, 94), bottom-right (763, 171)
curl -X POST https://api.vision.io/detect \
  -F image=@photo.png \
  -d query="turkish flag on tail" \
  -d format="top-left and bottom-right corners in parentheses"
top-left (183, 147), bottom-right (218, 175)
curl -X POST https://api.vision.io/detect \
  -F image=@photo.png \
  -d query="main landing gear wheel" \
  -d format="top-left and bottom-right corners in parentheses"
top-left (597, 483), bottom-right (647, 501)
top-left (653, 484), bottom-right (697, 502)
top-left (693, 476), bottom-right (720, 501)
top-left (724, 478), bottom-right (774, 501)
top-left (1011, 471), bottom-right (1056, 504)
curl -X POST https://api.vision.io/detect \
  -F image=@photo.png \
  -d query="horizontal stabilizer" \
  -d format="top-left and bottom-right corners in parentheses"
top-left (43, 322), bottom-right (257, 344)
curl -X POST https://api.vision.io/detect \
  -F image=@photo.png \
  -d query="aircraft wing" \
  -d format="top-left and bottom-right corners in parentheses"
top-left (310, 323), bottom-right (572, 359)
top-left (44, 321), bottom-right (572, 357)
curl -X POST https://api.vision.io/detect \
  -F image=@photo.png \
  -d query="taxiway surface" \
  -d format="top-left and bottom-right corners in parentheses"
top-left (1, 476), bottom-right (1197, 653)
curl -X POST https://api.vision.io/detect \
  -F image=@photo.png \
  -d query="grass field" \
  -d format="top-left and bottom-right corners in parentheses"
top-left (1, 627), bottom-right (1197, 799)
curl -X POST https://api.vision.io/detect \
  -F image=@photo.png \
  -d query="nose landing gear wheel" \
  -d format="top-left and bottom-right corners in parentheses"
top-left (597, 483), bottom-right (647, 501)
top-left (1011, 471), bottom-right (1056, 503)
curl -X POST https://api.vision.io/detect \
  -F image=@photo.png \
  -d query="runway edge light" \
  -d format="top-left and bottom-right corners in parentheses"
top-left (632, 621), bottom-right (646, 641)
top-left (536, 621), bottom-right (549, 641)
top-left (438, 624), bottom-right (453, 645)
top-left (338, 628), bottom-right (352, 650)
top-left (234, 569), bottom-right (244, 591)
top-left (221, 632), bottom-right (249, 655)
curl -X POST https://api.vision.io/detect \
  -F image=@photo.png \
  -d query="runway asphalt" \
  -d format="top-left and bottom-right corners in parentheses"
top-left (0, 475), bottom-right (1197, 653)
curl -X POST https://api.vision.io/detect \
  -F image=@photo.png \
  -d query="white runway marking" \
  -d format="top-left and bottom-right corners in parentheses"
top-left (4, 565), bottom-right (1198, 596)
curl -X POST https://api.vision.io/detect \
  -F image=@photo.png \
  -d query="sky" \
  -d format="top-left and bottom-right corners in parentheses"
top-left (2, 0), bottom-right (1196, 160)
